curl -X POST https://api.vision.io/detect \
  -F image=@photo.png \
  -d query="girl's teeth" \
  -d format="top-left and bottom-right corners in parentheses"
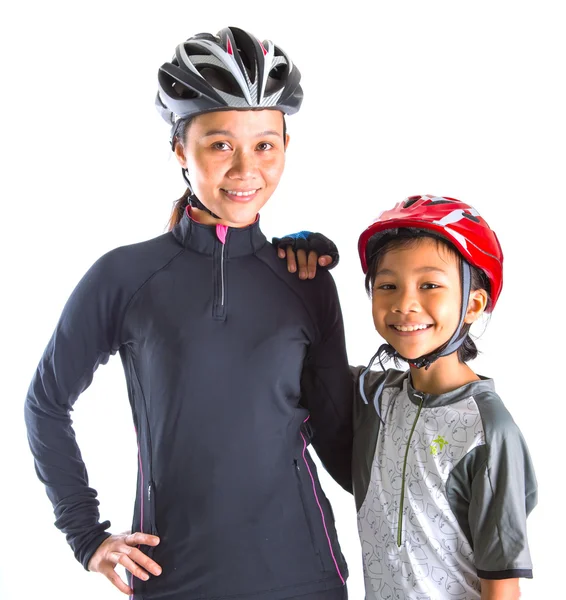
top-left (394, 325), bottom-right (429, 332)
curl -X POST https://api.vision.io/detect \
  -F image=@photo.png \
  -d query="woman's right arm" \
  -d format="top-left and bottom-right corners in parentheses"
top-left (24, 249), bottom-right (161, 593)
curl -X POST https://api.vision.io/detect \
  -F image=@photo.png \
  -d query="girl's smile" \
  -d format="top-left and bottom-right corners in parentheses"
top-left (388, 323), bottom-right (434, 335)
top-left (372, 238), bottom-right (463, 360)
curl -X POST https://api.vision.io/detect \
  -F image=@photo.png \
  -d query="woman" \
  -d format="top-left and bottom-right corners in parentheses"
top-left (25, 27), bottom-right (352, 600)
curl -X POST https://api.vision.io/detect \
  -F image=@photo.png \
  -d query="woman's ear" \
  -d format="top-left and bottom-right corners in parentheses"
top-left (464, 289), bottom-right (489, 324)
top-left (174, 140), bottom-right (187, 168)
top-left (284, 133), bottom-right (290, 151)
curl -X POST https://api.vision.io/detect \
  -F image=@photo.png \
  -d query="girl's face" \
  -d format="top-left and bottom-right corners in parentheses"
top-left (371, 238), bottom-right (481, 360)
top-left (175, 109), bottom-right (289, 228)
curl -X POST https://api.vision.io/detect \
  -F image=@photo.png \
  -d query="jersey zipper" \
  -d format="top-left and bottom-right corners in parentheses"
top-left (397, 393), bottom-right (424, 546)
top-left (212, 231), bottom-right (227, 321)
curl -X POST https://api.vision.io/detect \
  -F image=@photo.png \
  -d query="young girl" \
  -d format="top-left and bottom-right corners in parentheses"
top-left (24, 27), bottom-right (351, 600)
top-left (352, 195), bottom-right (537, 599)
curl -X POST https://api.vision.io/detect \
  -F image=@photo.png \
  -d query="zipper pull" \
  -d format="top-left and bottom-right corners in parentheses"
top-left (148, 483), bottom-right (152, 502)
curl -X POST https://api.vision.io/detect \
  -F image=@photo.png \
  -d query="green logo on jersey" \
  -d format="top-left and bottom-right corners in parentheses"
top-left (430, 435), bottom-right (448, 455)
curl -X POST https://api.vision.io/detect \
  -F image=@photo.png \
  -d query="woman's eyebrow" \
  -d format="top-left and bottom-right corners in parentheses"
top-left (202, 129), bottom-right (282, 138)
top-left (202, 129), bottom-right (234, 138)
top-left (255, 130), bottom-right (282, 138)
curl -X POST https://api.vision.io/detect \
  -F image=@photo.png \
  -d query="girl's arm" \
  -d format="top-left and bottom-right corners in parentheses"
top-left (480, 578), bottom-right (520, 600)
top-left (298, 269), bottom-right (353, 492)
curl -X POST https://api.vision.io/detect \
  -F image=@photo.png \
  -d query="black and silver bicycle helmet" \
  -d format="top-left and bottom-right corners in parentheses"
top-left (156, 26), bottom-right (303, 146)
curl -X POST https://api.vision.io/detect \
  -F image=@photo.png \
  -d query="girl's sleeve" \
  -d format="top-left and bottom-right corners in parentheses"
top-left (469, 407), bottom-right (537, 580)
top-left (299, 271), bottom-right (353, 493)
top-left (447, 392), bottom-right (538, 580)
top-left (24, 249), bottom-right (133, 569)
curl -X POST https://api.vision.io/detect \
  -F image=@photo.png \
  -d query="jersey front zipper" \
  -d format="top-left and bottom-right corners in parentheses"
top-left (397, 393), bottom-right (424, 546)
top-left (212, 235), bottom-right (227, 321)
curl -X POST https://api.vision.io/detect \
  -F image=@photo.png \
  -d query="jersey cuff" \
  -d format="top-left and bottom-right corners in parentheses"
top-left (477, 568), bottom-right (533, 580)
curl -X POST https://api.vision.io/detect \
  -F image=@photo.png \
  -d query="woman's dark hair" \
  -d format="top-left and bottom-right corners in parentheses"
top-left (364, 228), bottom-right (491, 363)
top-left (167, 113), bottom-right (288, 231)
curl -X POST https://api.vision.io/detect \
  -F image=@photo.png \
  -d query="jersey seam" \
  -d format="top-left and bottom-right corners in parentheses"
top-left (117, 247), bottom-right (186, 346)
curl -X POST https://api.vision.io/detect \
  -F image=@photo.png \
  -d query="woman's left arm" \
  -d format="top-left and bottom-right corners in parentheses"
top-left (480, 578), bottom-right (520, 600)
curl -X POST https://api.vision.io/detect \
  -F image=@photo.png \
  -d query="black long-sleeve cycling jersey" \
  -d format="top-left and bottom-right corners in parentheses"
top-left (25, 210), bottom-right (353, 600)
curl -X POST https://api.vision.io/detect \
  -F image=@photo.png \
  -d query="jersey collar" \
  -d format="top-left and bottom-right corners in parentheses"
top-left (406, 375), bottom-right (495, 408)
top-left (171, 206), bottom-right (267, 258)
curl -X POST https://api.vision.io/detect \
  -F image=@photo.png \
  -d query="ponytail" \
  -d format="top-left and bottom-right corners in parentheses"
top-left (167, 118), bottom-right (193, 232)
top-left (167, 188), bottom-right (191, 231)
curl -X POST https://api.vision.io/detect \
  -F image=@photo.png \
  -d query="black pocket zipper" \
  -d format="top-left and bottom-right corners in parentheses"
top-left (294, 459), bottom-right (324, 569)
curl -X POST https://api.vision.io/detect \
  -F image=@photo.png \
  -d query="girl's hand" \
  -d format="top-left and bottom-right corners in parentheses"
top-left (277, 247), bottom-right (332, 279)
top-left (87, 531), bottom-right (162, 595)
top-left (272, 232), bottom-right (339, 279)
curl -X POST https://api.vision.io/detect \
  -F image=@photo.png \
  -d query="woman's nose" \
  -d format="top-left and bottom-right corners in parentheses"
top-left (228, 150), bottom-right (257, 179)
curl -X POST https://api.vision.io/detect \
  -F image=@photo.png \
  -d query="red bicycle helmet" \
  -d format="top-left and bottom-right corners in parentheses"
top-left (358, 195), bottom-right (504, 310)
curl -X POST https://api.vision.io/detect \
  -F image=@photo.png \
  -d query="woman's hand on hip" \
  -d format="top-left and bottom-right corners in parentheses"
top-left (87, 531), bottom-right (162, 595)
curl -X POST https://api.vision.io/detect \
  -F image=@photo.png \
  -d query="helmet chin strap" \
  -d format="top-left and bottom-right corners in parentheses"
top-left (359, 260), bottom-right (472, 418)
top-left (182, 168), bottom-right (221, 220)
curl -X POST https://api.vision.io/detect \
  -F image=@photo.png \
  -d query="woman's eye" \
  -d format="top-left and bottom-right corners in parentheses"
top-left (212, 142), bottom-right (231, 151)
top-left (257, 142), bottom-right (273, 151)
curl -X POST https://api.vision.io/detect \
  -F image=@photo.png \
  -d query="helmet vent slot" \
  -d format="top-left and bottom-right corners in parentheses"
top-left (462, 212), bottom-right (480, 223)
top-left (197, 66), bottom-right (243, 96)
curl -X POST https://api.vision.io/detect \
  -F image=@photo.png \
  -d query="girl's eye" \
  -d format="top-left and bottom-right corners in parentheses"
top-left (257, 142), bottom-right (273, 151)
top-left (375, 283), bottom-right (396, 291)
top-left (421, 283), bottom-right (440, 290)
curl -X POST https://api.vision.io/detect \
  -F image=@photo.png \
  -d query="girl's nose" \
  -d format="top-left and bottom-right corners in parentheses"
top-left (392, 289), bottom-right (421, 314)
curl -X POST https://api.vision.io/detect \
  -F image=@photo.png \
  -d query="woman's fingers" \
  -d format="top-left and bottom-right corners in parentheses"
top-left (88, 532), bottom-right (162, 595)
top-left (114, 552), bottom-right (151, 582)
top-left (285, 245), bottom-right (297, 273)
top-left (103, 565), bottom-right (133, 595)
top-left (125, 532), bottom-right (160, 548)
top-left (318, 255), bottom-right (332, 267)
top-left (127, 546), bottom-right (163, 577)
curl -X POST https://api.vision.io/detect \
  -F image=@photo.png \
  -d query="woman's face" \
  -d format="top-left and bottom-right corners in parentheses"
top-left (175, 109), bottom-right (289, 227)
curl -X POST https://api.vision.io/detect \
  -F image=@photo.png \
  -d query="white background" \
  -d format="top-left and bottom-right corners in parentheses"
top-left (1, 1), bottom-right (563, 599)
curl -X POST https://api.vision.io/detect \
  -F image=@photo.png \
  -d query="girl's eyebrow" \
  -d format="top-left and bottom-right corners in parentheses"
top-left (202, 129), bottom-right (282, 138)
top-left (375, 266), bottom-right (448, 276)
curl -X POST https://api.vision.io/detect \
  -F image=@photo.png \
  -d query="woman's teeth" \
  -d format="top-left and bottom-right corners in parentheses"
top-left (393, 324), bottom-right (431, 332)
top-left (224, 189), bottom-right (258, 197)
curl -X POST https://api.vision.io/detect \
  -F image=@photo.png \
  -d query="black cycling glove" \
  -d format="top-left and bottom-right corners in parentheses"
top-left (272, 231), bottom-right (339, 269)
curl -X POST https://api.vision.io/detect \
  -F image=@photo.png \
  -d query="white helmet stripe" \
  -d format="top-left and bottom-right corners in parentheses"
top-left (259, 40), bottom-right (275, 102)
top-left (433, 209), bottom-right (468, 227)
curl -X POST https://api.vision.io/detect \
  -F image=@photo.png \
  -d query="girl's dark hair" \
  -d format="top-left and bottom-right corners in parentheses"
top-left (167, 113), bottom-right (288, 231)
top-left (364, 228), bottom-right (491, 363)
